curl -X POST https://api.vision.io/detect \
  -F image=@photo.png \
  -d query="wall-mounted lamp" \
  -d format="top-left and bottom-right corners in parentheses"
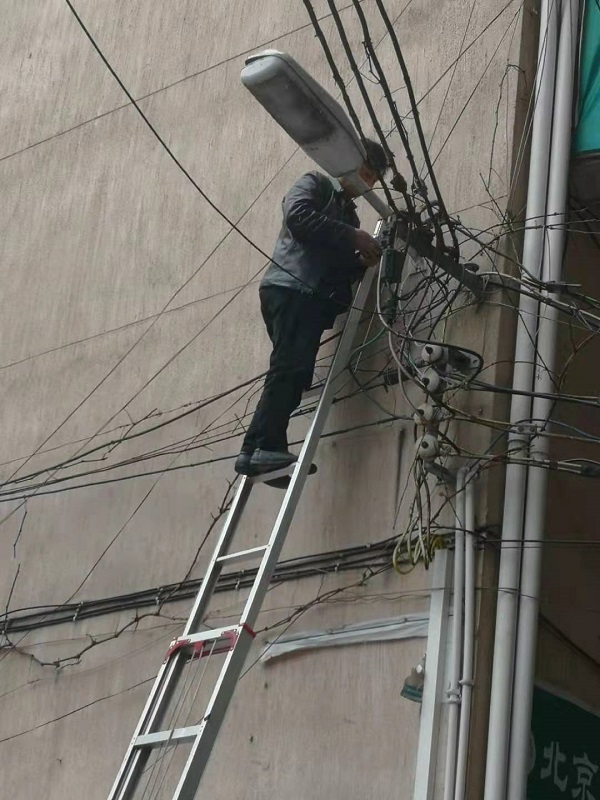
top-left (401, 656), bottom-right (426, 703)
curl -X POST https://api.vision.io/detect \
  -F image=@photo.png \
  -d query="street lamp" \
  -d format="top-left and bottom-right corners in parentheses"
top-left (240, 49), bottom-right (391, 218)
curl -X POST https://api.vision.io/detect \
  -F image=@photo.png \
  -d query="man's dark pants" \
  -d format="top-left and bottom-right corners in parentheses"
top-left (242, 285), bottom-right (338, 455)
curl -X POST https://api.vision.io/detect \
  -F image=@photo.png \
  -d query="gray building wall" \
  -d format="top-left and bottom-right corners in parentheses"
top-left (3, 2), bottom-right (593, 800)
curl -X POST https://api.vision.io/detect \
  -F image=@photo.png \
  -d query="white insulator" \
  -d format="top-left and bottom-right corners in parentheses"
top-left (421, 343), bottom-right (446, 364)
top-left (413, 402), bottom-right (437, 425)
top-left (416, 435), bottom-right (440, 461)
top-left (421, 368), bottom-right (441, 394)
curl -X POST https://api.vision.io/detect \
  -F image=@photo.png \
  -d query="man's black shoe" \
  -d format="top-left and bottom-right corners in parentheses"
top-left (234, 452), bottom-right (254, 476)
top-left (250, 449), bottom-right (297, 474)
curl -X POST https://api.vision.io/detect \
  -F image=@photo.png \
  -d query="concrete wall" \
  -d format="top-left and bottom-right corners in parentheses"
top-left (0, 1), bottom-right (533, 798)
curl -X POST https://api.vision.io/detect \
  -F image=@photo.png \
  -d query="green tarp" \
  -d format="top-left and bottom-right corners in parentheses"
top-left (574, 0), bottom-right (600, 155)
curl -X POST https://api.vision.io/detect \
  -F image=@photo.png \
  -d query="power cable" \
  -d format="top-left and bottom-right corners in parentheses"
top-left (0, 325), bottom-right (372, 492)
top-left (0, 0), bottom-right (389, 516)
top-left (2, 539), bottom-right (397, 635)
top-left (0, 1), bottom-right (366, 167)
top-left (311, 0), bottom-right (400, 210)
top-left (372, 0), bottom-right (460, 254)
top-left (422, 0), bottom-right (478, 175)
top-left (63, 0), bottom-right (381, 317)
top-left (9, 349), bottom-right (402, 655)
top-left (429, 6), bottom-right (523, 169)
top-left (0, 411), bottom-right (410, 504)
top-left (0, 675), bottom-right (157, 745)
top-left (0, 278), bottom-right (260, 374)
top-left (413, 0), bottom-right (521, 109)
top-left (0, 560), bottom-right (396, 744)
top-left (15, 1), bottom-right (460, 510)
top-left (0, 262), bottom-right (266, 528)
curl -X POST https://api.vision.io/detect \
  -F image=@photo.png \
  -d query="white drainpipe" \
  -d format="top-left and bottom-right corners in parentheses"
top-left (454, 472), bottom-right (476, 800)
top-left (507, 1), bottom-right (580, 797)
top-left (483, 2), bottom-right (560, 798)
top-left (443, 468), bottom-right (467, 800)
top-left (412, 548), bottom-right (453, 800)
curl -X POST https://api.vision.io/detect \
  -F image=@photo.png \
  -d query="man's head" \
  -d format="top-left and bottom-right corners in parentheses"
top-left (360, 138), bottom-right (389, 187)
top-left (340, 138), bottom-right (390, 196)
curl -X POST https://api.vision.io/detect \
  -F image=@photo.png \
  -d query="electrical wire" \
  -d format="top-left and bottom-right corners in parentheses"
top-left (0, 411), bottom-right (410, 504)
top-left (422, 0), bottom-right (478, 175)
top-left (2, 538), bottom-right (398, 635)
top-left (0, 338), bottom-right (393, 499)
top-left (0, 0), bottom-right (390, 525)
top-left (429, 5), bottom-right (523, 169)
top-left (0, 1), bottom-right (368, 169)
top-left (0, 562), bottom-right (401, 743)
top-left (316, 0), bottom-right (400, 209)
top-left (372, 0), bottom-right (460, 254)
top-left (8, 0), bottom-right (508, 532)
top-left (6, 0), bottom-right (599, 744)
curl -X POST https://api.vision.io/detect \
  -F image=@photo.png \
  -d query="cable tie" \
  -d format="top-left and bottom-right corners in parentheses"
top-left (543, 280), bottom-right (581, 293)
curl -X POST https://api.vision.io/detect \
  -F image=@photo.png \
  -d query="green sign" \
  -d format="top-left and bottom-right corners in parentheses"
top-left (528, 685), bottom-right (600, 799)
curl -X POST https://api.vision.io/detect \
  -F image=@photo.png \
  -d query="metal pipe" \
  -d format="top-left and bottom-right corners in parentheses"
top-left (483, 2), bottom-right (559, 797)
top-left (507, 1), bottom-right (580, 797)
top-left (412, 549), bottom-right (453, 800)
top-left (454, 472), bottom-right (476, 800)
top-left (443, 469), bottom-right (467, 800)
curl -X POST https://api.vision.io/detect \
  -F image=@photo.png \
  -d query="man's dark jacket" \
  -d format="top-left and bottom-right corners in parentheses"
top-left (261, 171), bottom-right (364, 308)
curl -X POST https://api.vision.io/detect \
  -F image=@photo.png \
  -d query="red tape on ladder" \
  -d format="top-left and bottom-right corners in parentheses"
top-left (163, 625), bottom-right (256, 664)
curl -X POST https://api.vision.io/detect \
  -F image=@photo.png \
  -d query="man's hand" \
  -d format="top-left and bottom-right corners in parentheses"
top-left (391, 172), bottom-right (408, 194)
top-left (358, 252), bottom-right (381, 269)
top-left (355, 229), bottom-right (381, 265)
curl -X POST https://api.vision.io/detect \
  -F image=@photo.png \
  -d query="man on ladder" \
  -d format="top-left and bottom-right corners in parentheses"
top-left (108, 49), bottom-right (400, 797)
top-left (235, 138), bottom-right (388, 478)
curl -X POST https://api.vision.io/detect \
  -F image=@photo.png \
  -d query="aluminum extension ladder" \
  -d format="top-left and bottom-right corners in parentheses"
top-left (107, 227), bottom-right (382, 800)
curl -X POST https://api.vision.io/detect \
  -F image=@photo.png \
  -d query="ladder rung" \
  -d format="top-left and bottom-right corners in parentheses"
top-left (135, 725), bottom-right (202, 749)
top-left (216, 545), bottom-right (268, 566)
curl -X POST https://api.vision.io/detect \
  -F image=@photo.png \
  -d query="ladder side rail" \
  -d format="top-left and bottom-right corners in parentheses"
top-left (168, 255), bottom-right (380, 800)
top-left (241, 258), bottom-right (378, 629)
top-left (107, 655), bottom-right (181, 800)
top-left (172, 629), bottom-right (256, 800)
top-left (182, 480), bottom-right (253, 636)
top-left (107, 223), bottom-right (382, 800)
top-left (107, 476), bottom-right (253, 799)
